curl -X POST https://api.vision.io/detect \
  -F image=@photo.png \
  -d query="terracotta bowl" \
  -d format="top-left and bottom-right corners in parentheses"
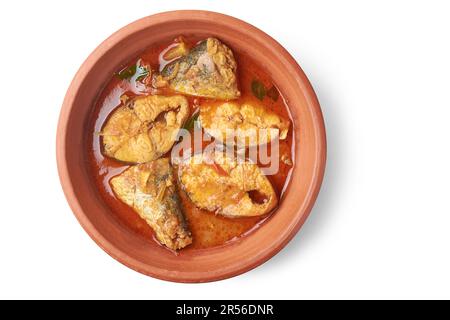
top-left (56, 10), bottom-right (326, 282)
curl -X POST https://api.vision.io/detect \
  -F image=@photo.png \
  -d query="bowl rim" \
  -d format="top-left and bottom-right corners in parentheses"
top-left (56, 10), bottom-right (327, 282)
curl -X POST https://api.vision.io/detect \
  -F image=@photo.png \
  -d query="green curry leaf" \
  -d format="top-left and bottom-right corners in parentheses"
top-left (183, 109), bottom-right (200, 131)
top-left (251, 80), bottom-right (266, 100)
top-left (117, 65), bottom-right (137, 80)
top-left (117, 60), bottom-right (149, 81)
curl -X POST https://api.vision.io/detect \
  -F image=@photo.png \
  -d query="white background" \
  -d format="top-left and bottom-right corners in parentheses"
top-left (1, 0), bottom-right (449, 299)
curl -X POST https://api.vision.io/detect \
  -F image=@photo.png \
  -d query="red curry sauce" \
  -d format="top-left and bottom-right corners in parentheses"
top-left (87, 35), bottom-right (294, 250)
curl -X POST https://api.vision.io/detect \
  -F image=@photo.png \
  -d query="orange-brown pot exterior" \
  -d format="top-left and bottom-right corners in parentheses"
top-left (56, 10), bottom-right (326, 283)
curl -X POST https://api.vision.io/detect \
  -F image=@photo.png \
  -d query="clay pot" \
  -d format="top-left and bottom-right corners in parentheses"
top-left (56, 10), bottom-right (326, 282)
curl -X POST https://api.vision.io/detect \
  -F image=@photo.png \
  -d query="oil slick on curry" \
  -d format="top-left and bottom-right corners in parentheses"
top-left (88, 35), bottom-right (295, 251)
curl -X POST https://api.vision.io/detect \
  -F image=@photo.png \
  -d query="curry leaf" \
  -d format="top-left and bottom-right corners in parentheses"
top-left (251, 80), bottom-right (266, 100)
top-left (117, 60), bottom-right (149, 81)
top-left (183, 109), bottom-right (200, 131)
top-left (117, 65), bottom-right (136, 80)
top-left (267, 85), bottom-right (279, 102)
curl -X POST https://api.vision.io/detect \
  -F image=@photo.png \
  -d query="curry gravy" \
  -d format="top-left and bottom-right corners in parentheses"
top-left (87, 35), bottom-right (294, 250)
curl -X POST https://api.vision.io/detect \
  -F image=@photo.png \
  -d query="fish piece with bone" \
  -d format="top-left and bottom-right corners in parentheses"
top-left (160, 38), bottom-right (240, 100)
top-left (178, 151), bottom-right (277, 217)
top-left (110, 158), bottom-right (192, 250)
top-left (101, 95), bottom-right (189, 163)
top-left (199, 101), bottom-right (290, 148)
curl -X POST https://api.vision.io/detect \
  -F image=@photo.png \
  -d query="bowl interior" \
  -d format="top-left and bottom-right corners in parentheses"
top-left (57, 11), bottom-right (325, 282)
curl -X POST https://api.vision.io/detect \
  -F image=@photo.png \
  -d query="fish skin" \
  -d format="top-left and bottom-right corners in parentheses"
top-left (110, 158), bottom-right (192, 250)
top-left (161, 38), bottom-right (240, 100)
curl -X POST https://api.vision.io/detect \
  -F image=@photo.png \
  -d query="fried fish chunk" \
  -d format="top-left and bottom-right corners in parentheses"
top-left (110, 158), bottom-right (192, 250)
top-left (178, 151), bottom-right (277, 217)
top-left (199, 101), bottom-right (290, 148)
top-left (160, 38), bottom-right (240, 99)
top-left (101, 95), bottom-right (189, 163)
